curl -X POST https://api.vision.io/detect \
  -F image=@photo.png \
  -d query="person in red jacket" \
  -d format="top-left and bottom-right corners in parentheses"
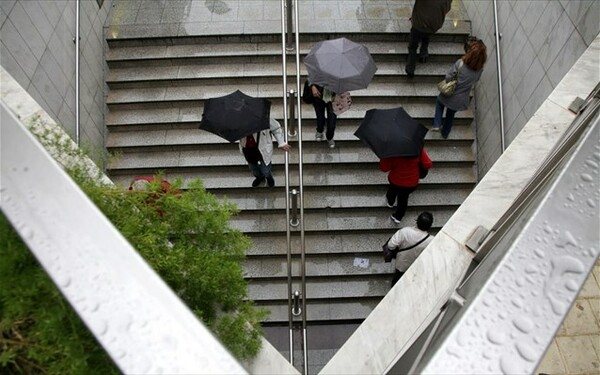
top-left (379, 148), bottom-right (432, 223)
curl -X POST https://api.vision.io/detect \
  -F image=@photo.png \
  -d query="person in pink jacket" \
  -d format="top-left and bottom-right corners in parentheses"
top-left (379, 148), bottom-right (432, 223)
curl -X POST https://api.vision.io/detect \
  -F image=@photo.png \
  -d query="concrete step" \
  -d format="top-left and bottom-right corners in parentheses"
top-left (105, 22), bottom-right (472, 46)
top-left (105, 80), bottom-right (457, 105)
top-left (106, 102), bottom-right (473, 130)
top-left (229, 206), bottom-right (457, 234)
top-left (106, 142), bottom-right (474, 171)
top-left (245, 231), bottom-right (408, 257)
top-left (108, 163), bottom-right (475, 190)
top-left (244, 253), bottom-right (394, 279)
top-left (106, 40), bottom-right (465, 61)
top-left (215, 185), bottom-right (472, 211)
top-left (249, 275), bottom-right (390, 301)
top-left (106, 122), bottom-right (474, 149)
top-left (258, 299), bottom-right (381, 323)
top-left (107, 61), bottom-right (458, 87)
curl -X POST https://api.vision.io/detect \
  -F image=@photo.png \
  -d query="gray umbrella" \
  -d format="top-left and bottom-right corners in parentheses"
top-left (304, 37), bottom-right (377, 94)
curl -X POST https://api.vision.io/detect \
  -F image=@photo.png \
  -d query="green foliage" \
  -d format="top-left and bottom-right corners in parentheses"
top-left (0, 119), bottom-right (266, 373)
top-left (0, 213), bottom-right (119, 374)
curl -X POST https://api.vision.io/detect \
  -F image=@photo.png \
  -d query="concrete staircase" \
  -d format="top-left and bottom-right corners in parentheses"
top-left (105, 30), bottom-right (474, 325)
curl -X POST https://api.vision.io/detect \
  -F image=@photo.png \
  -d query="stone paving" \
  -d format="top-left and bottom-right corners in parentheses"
top-left (537, 261), bottom-right (600, 375)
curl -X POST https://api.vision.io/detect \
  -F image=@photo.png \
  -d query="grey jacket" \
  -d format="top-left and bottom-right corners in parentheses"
top-left (438, 59), bottom-right (482, 112)
top-left (411, 0), bottom-right (452, 34)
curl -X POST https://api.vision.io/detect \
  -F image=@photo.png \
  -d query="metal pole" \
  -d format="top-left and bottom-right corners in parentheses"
top-left (292, 291), bottom-right (302, 316)
top-left (75, 0), bottom-right (81, 146)
top-left (288, 90), bottom-right (297, 137)
top-left (492, 0), bottom-right (505, 152)
top-left (292, 0), bottom-right (308, 373)
top-left (286, 0), bottom-right (294, 51)
top-left (279, 0), bottom-right (294, 365)
top-left (290, 189), bottom-right (299, 226)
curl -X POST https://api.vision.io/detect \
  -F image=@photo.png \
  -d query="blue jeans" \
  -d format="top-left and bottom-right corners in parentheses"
top-left (248, 161), bottom-right (272, 179)
top-left (312, 98), bottom-right (337, 140)
top-left (434, 98), bottom-right (457, 138)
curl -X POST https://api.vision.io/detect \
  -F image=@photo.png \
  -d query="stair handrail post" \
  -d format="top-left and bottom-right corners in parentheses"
top-left (285, 0), bottom-right (294, 51)
top-left (287, 89), bottom-right (297, 137)
top-left (292, 290), bottom-right (302, 316)
top-left (279, 0), bottom-right (295, 365)
top-left (290, 189), bottom-right (300, 226)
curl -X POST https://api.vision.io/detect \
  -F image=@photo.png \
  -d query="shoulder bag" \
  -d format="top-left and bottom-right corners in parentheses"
top-left (302, 80), bottom-right (314, 104)
top-left (437, 60), bottom-right (463, 97)
top-left (383, 234), bottom-right (430, 263)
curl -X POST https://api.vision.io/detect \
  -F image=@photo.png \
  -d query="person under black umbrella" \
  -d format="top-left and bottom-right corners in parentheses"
top-left (380, 147), bottom-right (432, 224)
top-left (239, 118), bottom-right (291, 187)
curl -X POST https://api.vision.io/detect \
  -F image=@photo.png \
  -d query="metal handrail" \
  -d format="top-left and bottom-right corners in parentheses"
top-left (279, 0), bottom-right (294, 365)
top-left (492, 0), bottom-right (505, 152)
top-left (291, 0), bottom-right (308, 373)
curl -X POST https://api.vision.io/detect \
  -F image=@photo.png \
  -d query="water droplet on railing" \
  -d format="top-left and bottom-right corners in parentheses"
top-left (581, 173), bottom-right (593, 182)
top-left (486, 329), bottom-right (506, 345)
top-left (513, 316), bottom-right (534, 333)
top-left (565, 279), bottom-right (579, 291)
top-left (515, 342), bottom-right (536, 362)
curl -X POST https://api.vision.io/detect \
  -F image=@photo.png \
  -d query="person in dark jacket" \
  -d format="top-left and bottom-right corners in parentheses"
top-left (433, 39), bottom-right (487, 138)
top-left (379, 148), bottom-right (433, 223)
top-left (405, 0), bottom-right (452, 77)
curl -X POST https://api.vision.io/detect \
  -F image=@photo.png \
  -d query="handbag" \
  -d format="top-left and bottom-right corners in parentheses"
top-left (241, 132), bottom-right (263, 164)
top-left (302, 80), bottom-right (314, 104)
top-left (437, 60), bottom-right (463, 97)
top-left (332, 91), bottom-right (352, 115)
top-left (383, 234), bottom-right (431, 263)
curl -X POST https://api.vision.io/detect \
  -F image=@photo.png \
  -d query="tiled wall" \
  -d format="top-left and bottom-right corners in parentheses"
top-left (461, 0), bottom-right (599, 178)
top-left (0, 0), bottom-right (112, 156)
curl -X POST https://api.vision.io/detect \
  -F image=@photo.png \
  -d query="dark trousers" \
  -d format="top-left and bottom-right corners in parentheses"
top-left (406, 27), bottom-right (431, 74)
top-left (312, 97), bottom-right (337, 140)
top-left (434, 97), bottom-right (457, 138)
top-left (391, 269), bottom-right (405, 287)
top-left (386, 184), bottom-right (417, 221)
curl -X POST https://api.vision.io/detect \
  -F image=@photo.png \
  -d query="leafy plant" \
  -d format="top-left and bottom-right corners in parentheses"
top-left (0, 118), bottom-right (266, 373)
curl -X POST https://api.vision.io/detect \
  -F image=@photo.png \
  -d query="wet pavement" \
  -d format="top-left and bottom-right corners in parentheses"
top-left (106, 0), bottom-right (470, 39)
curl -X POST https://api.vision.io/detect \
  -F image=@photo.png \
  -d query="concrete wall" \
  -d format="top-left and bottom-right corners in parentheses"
top-left (462, 0), bottom-right (599, 178)
top-left (0, 0), bottom-right (112, 156)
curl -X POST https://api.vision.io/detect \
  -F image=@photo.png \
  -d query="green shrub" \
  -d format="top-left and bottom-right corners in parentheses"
top-left (0, 121), bottom-right (266, 373)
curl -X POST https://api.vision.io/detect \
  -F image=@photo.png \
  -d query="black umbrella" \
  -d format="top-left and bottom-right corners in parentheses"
top-left (354, 107), bottom-right (428, 158)
top-left (304, 37), bottom-right (377, 94)
top-left (199, 90), bottom-right (271, 143)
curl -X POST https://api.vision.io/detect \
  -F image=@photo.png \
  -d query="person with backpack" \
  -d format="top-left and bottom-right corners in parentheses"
top-left (387, 212), bottom-right (434, 287)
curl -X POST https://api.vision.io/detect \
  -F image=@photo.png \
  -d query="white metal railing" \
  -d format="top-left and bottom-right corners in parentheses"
top-left (0, 102), bottom-right (247, 374)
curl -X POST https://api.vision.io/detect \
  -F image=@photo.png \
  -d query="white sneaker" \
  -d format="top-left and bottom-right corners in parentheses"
top-left (327, 139), bottom-right (335, 148)
top-left (431, 126), bottom-right (440, 132)
top-left (315, 132), bottom-right (324, 141)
